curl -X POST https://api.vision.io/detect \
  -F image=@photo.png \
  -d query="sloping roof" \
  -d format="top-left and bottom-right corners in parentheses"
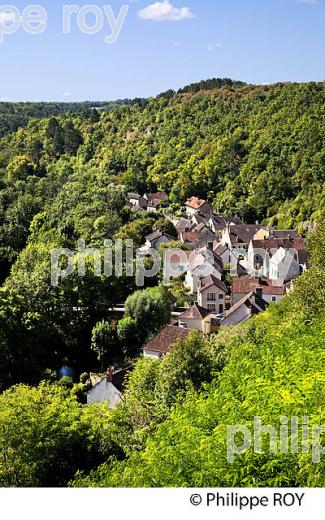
top-left (228, 225), bottom-right (264, 244)
top-left (179, 303), bottom-right (211, 321)
top-left (175, 217), bottom-right (192, 231)
top-left (192, 214), bottom-right (207, 226)
top-left (145, 192), bottom-right (167, 203)
top-left (251, 238), bottom-right (305, 251)
top-left (269, 229), bottom-right (299, 240)
top-left (232, 276), bottom-right (288, 295)
top-left (211, 214), bottom-right (243, 228)
top-left (111, 367), bottom-right (132, 393)
top-left (297, 249), bottom-right (310, 266)
top-left (182, 228), bottom-right (216, 246)
top-left (199, 275), bottom-right (227, 293)
top-left (144, 325), bottom-right (190, 355)
top-left (186, 197), bottom-right (208, 209)
top-left (146, 230), bottom-right (175, 243)
top-left (226, 291), bottom-right (267, 318)
top-left (213, 243), bottom-right (228, 256)
top-left (89, 367), bottom-right (132, 393)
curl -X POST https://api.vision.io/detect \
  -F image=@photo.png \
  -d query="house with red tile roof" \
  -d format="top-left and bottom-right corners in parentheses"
top-left (143, 325), bottom-right (191, 359)
top-left (178, 304), bottom-right (219, 334)
top-left (185, 197), bottom-right (212, 218)
top-left (232, 276), bottom-right (289, 305)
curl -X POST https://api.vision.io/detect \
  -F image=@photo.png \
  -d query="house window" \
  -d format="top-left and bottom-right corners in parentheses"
top-left (207, 293), bottom-right (216, 301)
top-left (207, 304), bottom-right (216, 312)
top-left (219, 304), bottom-right (224, 314)
top-left (219, 294), bottom-right (224, 300)
top-left (272, 296), bottom-right (277, 302)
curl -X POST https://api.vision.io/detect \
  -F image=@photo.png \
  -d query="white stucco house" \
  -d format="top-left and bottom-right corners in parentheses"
top-left (87, 368), bottom-right (131, 409)
top-left (221, 290), bottom-right (268, 327)
top-left (184, 249), bottom-right (223, 293)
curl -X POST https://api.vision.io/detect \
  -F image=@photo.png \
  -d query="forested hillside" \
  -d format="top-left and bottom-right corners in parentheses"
top-left (0, 79), bottom-right (323, 390)
top-left (0, 80), bottom-right (324, 487)
top-left (0, 101), bottom-right (112, 138)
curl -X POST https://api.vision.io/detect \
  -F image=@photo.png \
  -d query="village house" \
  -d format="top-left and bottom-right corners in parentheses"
top-left (143, 325), bottom-right (191, 359)
top-left (191, 213), bottom-right (209, 227)
top-left (127, 191), bottom-right (167, 213)
top-left (127, 192), bottom-right (147, 212)
top-left (144, 192), bottom-right (168, 212)
top-left (232, 276), bottom-right (289, 305)
top-left (184, 247), bottom-right (223, 293)
top-left (197, 275), bottom-right (228, 314)
top-left (208, 214), bottom-right (243, 236)
top-left (140, 230), bottom-right (175, 253)
top-left (174, 217), bottom-right (192, 235)
top-left (178, 303), bottom-right (219, 334)
top-left (221, 289), bottom-right (268, 327)
top-left (256, 228), bottom-right (299, 241)
top-left (185, 197), bottom-right (213, 218)
top-left (269, 247), bottom-right (306, 284)
top-left (179, 227), bottom-right (216, 249)
top-left (246, 237), bottom-right (307, 279)
top-left (212, 242), bottom-right (239, 272)
top-left (87, 367), bottom-right (131, 408)
top-left (221, 223), bottom-right (266, 257)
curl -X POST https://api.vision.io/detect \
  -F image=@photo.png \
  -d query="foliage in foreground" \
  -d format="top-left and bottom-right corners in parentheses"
top-left (71, 226), bottom-right (325, 487)
top-left (0, 382), bottom-right (121, 487)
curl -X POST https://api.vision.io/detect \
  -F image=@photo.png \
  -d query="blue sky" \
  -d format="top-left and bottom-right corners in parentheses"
top-left (0, 0), bottom-right (324, 101)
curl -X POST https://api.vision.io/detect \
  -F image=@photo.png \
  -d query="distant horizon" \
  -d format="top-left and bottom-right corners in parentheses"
top-left (1, 77), bottom-right (324, 104)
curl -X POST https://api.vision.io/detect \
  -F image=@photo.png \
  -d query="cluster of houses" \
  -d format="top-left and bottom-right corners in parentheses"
top-left (140, 196), bottom-right (309, 359)
top-left (87, 195), bottom-right (310, 406)
top-left (127, 191), bottom-right (168, 213)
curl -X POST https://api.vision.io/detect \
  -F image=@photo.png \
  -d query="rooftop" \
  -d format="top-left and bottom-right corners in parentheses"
top-left (143, 325), bottom-right (191, 355)
top-left (199, 274), bottom-right (228, 293)
top-left (179, 303), bottom-right (212, 321)
top-left (186, 197), bottom-right (208, 209)
top-left (232, 276), bottom-right (288, 295)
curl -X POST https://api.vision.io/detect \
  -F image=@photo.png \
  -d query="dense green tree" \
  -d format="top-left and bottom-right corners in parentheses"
top-left (0, 382), bottom-right (114, 487)
top-left (124, 286), bottom-right (172, 341)
top-left (117, 317), bottom-right (138, 353)
top-left (91, 321), bottom-right (116, 370)
top-left (63, 121), bottom-right (83, 155)
top-left (6, 155), bottom-right (35, 181)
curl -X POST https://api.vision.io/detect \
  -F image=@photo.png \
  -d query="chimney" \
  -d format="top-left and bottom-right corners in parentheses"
top-left (255, 287), bottom-right (263, 299)
top-left (106, 367), bottom-right (114, 383)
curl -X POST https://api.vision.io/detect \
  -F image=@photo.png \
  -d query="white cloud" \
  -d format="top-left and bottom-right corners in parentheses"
top-left (63, 91), bottom-right (72, 98)
top-left (208, 42), bottom-right (222, 51)
top-left (138, 1), bottom-right (195, 22)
